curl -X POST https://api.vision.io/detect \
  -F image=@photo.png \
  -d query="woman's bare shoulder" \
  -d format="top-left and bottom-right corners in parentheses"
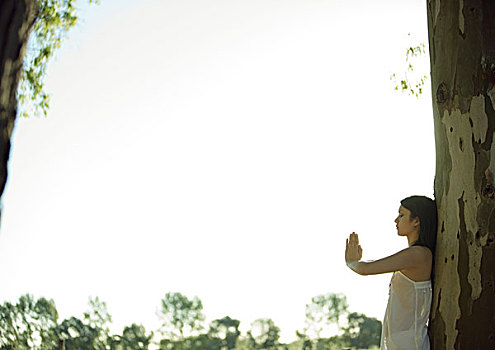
top-left (408, 245), bottom-right (432, 260)
top-left (401, 246), bottom-right (432, 281)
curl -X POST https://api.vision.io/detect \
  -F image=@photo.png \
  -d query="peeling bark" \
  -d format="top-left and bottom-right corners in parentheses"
top-left (0, 0), bottom-right (37, 215)
top-left (427, 0), bottom-right (495, 348)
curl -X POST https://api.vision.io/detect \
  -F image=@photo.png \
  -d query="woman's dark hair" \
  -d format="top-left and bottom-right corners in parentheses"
top-left (400, 195), bottom-right (438, 255)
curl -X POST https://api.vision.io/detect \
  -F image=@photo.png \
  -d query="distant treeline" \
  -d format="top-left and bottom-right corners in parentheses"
top-left (0, 292), bottom-right (381, 350)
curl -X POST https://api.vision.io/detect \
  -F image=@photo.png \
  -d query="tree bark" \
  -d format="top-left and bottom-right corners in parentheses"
top-left (0, 0), bottom-right (37, 215)
top-left (427, 1), bottom-right (495, 348)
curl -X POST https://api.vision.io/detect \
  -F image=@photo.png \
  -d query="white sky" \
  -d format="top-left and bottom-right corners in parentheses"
top-left (0, 0), bottom-right (434, 343)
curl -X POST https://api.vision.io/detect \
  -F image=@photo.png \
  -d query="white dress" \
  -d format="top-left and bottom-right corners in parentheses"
top-left (381, 271), bottom-right (432, 350)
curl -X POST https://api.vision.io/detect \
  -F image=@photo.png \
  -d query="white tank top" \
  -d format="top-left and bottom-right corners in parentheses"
top-left (381, 271), bottom-right (432, 350)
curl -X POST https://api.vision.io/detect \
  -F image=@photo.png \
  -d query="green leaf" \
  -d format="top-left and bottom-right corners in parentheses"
top-left (17, 0), bottom-right (98, 118)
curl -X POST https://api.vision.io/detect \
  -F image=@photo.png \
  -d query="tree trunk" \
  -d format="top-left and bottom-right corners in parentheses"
top-left (0, 0), bottom-right (37, 214)
top-left (427, 1), bottom-right (495, 348)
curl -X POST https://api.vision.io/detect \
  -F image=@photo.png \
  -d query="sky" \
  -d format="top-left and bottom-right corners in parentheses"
top-left (0, 0), bottom-right (434, 343)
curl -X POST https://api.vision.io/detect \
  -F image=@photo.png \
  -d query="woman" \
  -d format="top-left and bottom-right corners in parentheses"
top-left (345, 195), bottom-right (437, 350)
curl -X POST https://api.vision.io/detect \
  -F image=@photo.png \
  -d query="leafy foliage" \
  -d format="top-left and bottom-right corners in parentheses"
top-left (18, 0), bottom-right (98, 118)
top-left (118, 323), bottom-right (153, 350)
top-left (303, 293), bottom-right (348, 338)
top-left (159, 334), bottom-right (220, 350)
top-left (0, 294), bottom-right (59, 350)
top-left (83, 296), bottom-right (112, 349)
top-left (341, 312), bottom-right (382, 349)
top-left (247, 318), bottom-right (281, 349)
top-left (294, 331), bottom-right (312, 350)
top-left (208, 316), bottom-right (241, 350)
top-left (56, 316), bottom-right (100, 350)
top-left (390, 35), bottom-right (429, 98)
top-left (157, 292), bottom-right (205, 340)
top-left (0, 292), bottom-right (381, 349)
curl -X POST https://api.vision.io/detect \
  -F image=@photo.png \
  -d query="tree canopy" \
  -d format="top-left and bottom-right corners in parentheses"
top-left (18, 0), bottom-right (98, 118)
top-left (0, 292), bottom-right (381, 350)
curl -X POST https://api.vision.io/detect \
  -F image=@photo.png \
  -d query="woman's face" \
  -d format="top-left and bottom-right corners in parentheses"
top-left (395, 205), bottom-right (420, 237)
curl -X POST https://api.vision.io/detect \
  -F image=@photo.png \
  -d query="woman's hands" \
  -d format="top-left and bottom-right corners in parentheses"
top-left (345, 232), bottom-right (362, 264)
top-left (345, 232), bottom-right (432, 278)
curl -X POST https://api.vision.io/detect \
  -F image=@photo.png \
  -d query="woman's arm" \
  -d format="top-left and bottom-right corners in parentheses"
top-left (345, 233), bottom-right (430, 276)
